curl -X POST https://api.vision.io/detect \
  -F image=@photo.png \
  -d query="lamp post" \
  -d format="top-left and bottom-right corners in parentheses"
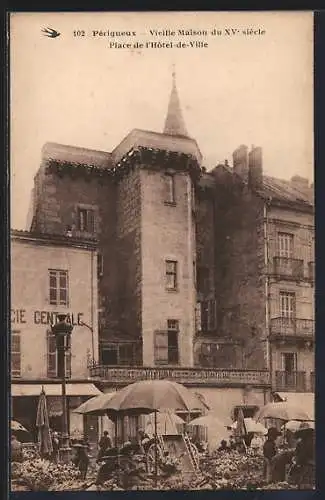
top-left (51, 313), bottom-right (73, 463)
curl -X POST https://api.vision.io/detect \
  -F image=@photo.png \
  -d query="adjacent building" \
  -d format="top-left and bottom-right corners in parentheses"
top-left (11, 230), bottom-right (101, 441)
top-left (16, 73), bottom-right (314, 423)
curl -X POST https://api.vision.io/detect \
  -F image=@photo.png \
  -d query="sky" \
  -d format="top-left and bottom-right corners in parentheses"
top-left (10, 11), bottom-right (313, 230)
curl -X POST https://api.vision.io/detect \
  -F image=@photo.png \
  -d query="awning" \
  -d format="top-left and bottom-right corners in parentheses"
top-left (273, 392), bottom-right (315, 420)
top-left (11, 383), bottom-right (102, 397)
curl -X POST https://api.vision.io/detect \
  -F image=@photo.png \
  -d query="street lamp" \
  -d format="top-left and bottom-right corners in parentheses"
top-left (51, 313), bottom-right (73, 463)
top-left (79, 321), bottom-right (95, 365)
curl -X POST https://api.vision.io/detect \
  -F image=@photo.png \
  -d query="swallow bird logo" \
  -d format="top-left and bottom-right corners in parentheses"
top-left (42, 27), bottom-right (61, 38)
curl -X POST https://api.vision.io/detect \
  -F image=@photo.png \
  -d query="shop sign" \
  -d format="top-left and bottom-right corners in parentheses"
top-left (11, 309), bottom-right (84, 326)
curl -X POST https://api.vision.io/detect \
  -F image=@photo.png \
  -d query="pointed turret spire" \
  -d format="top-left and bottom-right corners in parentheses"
top-left (163, 66), bottom-right (189, 138)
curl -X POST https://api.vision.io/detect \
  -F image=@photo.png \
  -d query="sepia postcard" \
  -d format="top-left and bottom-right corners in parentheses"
top-left (9, 11), bottom-right (314, 492)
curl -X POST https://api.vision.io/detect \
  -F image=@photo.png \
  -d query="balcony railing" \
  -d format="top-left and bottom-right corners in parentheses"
top-left (270, 317), bottom-right (314, 337)
top-left (89, 364), bottom-right (270, 387)
top-left (275, 371), bottom-right (306, 392)
top-left (272, 257), bottom-right (304, 280)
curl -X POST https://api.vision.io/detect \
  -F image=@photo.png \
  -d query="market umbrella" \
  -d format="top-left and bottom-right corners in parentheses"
top-left (255, 402), bottom-right (313, 423)
top-left (73, 392), bottom-right (115, 415)
top-left (11, 420), bottom-right (28, 432)
top-left (103, 380), bottom-right (205, 482)
top-left (231, 418), bottom-right (267, 435)
top-left (102, 380), bottom-right (205, 416)
top-left (145, 411), bottom-right (185, 435)
top-left (36, 387), bottom-right (53, 457)
top-left (188, 414), bottom-right (231, 450)
top-left (282, 420), bottom-right (315, 433)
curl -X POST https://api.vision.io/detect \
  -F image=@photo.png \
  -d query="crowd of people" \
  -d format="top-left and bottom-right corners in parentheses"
top-left (12, 420), bottom-right (315, 489)
top-left (211, 422), bottom-right (315, 488)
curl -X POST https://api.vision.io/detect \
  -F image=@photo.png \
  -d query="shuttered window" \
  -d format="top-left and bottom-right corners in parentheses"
top-left (154, 331), bottom-right (169, 365)
top-left (166, 260), bottom-right (178, 290)
top-left (49, 270), bottom-right (69, 306)
top-left (154, 321), bottom-right (179, 365)
top-left (78, 207), bottom-right (95, 233)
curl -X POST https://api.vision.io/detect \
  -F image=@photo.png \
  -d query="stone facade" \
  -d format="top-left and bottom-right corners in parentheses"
top-left (23, 82), bottom-right (314, 397)
top-left (11, 232), bottom-right (98, 378)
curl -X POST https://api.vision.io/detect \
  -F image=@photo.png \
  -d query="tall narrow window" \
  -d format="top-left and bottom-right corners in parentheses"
top-left (167, 320), bottom-right (179, 364)
top-left (279, 291), bottom-right (296, 318)
top-left (47, 330), bottom-right (71, 378)
top-left (11, 330), bottom-right (21, 378)
top-left (164, 174), bottom-right (175, 204)
top-left (78, 207), bottom-right (95, 232)
top-left (165, 260), bottom-right (178, 290)
top-left (278, 232), bottom-right (294, 258)
top-left (49, 270), bottom-right (69, 306)
top-left (154, 321), bottom-right (179, 365)
top-left (281, 352), bottom-right (297, 373)
top-left (199, 300), bottom-right (217, 331)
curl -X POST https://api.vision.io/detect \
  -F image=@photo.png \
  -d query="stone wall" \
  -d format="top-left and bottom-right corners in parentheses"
top-left (115, 167), bottom-right (142, 340)
top-left (212, 168), bottom-right (267, 370)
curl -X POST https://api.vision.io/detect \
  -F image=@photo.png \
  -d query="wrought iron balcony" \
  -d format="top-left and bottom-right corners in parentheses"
top-left (89, 364), bottom-right (270, 387)
top-left (275, 371), bottom-right (307, 392)
top-left (272, 257), bottom-right (304, 280)
top-left (270, 317), bottom-right (314, 338)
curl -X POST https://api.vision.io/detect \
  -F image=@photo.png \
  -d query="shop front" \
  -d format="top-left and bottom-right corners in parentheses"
top-left (11, 382), bottom-right (102, 444)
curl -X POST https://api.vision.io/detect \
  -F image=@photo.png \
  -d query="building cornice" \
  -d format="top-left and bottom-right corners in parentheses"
top-left (45, 146), bottom-right (202, 183)
top-left (11, 229), bottom-right (97, 251)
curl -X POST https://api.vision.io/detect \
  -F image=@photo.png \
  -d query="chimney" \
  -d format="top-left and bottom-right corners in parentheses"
top-left (248, 146), bottom-right (263, 189)
top-left (232, 145), bottom-right (249, 180)
top-left (290, 175), bottom-right (309, 194)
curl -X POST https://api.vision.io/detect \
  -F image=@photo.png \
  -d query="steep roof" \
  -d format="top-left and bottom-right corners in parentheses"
top-left (258, 175), bottom-right (313, 207)
top-left (211, 164), bottom-right (313, 210)
top-left (163, 69), bottom-right (189, 138)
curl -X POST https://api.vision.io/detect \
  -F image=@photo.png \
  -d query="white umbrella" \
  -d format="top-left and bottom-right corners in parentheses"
top-left (145, 411), bottom-right (185, 435)
top-left (283, 420), bottom-right (315, 433)
top-left (11, 420), bottom-right (28, 432)
top-left (231, 418), bottom-right (267, 435)
top-left (188, 414), bottom-right (231, 450)
top-left (256, 402), bottom-right (313, 422)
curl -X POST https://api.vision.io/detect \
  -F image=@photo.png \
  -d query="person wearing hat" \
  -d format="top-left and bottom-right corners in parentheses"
top-left (51, 431), bottom-right (60, 463)
top-left (263, 427), bottom-right (281, 483)
top-left (97, 431), bottom-right (112, 462)
top-left (72, 442), bottom-right (90, 480)
top-left (11, 434), bottom-right (23, 462)
top-left (289, 422), bottom-right (315, 489)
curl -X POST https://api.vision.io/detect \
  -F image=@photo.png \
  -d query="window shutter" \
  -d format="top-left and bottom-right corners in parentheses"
top-left (154, 330), bottom-right (168, 364)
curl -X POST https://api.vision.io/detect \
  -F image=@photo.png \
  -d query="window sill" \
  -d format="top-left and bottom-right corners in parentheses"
top-left (164, 201), bottom-right (177, 207)
top-left (166, 288), bottom-right (179, 293)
